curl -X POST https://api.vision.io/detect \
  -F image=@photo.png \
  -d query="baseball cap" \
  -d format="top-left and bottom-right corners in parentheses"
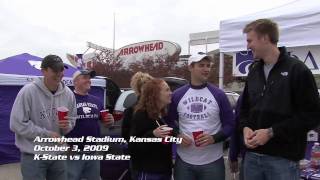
top-left (41, 55), bottom-right (68, 72)
top-left (188, 52), bottom-right (213, 66)
top-left (72, 70), bottom-right (96, 80)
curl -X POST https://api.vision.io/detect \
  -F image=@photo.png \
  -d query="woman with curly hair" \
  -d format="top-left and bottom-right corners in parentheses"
top-left (129, 78), bottom-right (173, 180)
top-left (122, 71), bottom-right (154, 141)
top-left (122, 72), bottom-right (154, 179)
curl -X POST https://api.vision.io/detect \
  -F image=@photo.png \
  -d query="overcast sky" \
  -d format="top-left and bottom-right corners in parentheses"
top-left (0, 0), bottom-right (296, 61)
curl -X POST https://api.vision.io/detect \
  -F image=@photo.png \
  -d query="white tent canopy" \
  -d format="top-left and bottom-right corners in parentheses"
top-left (219, 0), bottom-right (320, 53)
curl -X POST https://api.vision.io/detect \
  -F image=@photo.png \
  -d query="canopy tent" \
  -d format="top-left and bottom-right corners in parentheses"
top-left (219, 0), bottom-right (320, 53)
top-left (0, 53), bottom-right (106, 87)
top-left (0, 53), bottom-right (76, 76)
top-left (216, 0), bottom-right (320, 88)
top-left (0, 53), bottom-right (106, 165)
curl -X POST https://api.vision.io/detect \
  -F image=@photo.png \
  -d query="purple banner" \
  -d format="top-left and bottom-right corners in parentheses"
top-left (233, 50), bottom-right (254, 76)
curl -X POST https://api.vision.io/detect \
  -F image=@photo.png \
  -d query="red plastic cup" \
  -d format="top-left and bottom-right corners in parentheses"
top-left (192, 130), bottom-right (203, 147)
top-left (57, 106), bottom-right (68, 121)
top-left (161, 127), bottom-right (173, 144)
top-left (100, 109), bottom-right (109, 122)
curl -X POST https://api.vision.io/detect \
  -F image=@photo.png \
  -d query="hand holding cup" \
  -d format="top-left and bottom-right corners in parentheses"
top-left (194, 132), bottom-right (214, 147)
top-left (100, 109), bottom-right (114, 127)
top-left (153, 125), bottom-right (171, 138)
top-left (159, 126), bottom-right (173, 145)
top-left (57, 107), bottom-right (69, 130)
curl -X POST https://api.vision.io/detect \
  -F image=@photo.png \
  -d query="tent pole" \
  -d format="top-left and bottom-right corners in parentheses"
top-left (205, 37), bottom-right (208, 53)
top-left (113, 12), bottom-right (116, 54)
top-left (219, 52), bottom-right (224, 90)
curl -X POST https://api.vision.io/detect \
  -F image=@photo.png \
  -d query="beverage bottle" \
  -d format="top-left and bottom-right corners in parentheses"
top-left (311, 142), bottom-right (320, 169)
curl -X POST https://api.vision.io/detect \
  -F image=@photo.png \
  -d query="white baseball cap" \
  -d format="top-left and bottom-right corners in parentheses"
top-left (188, 53), bottom-right (213, 66)
top-left (72, 70), bottom-right (96, 81)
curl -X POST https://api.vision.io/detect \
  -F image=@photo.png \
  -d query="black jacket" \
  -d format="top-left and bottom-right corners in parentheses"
top-left (121, 96), bottom-right (139, 142)
top-left (240, 47), bottom-right (320, 161)
top-left (129, 110), bottom-right (172, 174)
top-left (121, 106), bottom-right (134, 142)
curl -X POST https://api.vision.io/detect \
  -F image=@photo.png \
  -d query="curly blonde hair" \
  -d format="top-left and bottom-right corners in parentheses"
top-left (134, 79), bottom-right (167, 120)
top-left (130, 72), bottom-right (153, 96)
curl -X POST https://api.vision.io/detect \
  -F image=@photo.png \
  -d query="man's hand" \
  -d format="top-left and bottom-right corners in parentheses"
top-left (196, 133), bottom-right (214, 147)
top-left (58, 120), bottom-right (69, 130)
top-left (59, 116), bottom-right (77, 130)
top-left (177, 133), bottom-right (192, 147)
top-left (49, 131), bottom-right (61, 138)
top-left (248, 129), bottom-right (272, 146)
top-left (243, 127), bottom-right (257, 149)
top-left (102, 113), bottom-right (114, 127)
top-left (48, 131), bottom-right (64, 144)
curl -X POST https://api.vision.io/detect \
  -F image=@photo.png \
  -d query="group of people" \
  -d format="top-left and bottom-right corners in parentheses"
top-left (123, 51), bottom-right (235, 180)
top-left (122, 18), bottom-right (320, 180)
top-left (9, 18), bottom-right (320, 180)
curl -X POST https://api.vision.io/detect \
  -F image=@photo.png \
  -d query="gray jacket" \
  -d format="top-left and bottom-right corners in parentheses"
top-left (10, 77), bottom-right (77, 154)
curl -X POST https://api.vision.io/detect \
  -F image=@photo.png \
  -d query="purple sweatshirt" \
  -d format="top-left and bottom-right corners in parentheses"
top-left (66, 93), bottom-right (103, 150)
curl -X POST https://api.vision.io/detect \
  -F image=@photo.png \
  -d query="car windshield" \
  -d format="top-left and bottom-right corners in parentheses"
top-left (123, 93), bottom-right (137, 109)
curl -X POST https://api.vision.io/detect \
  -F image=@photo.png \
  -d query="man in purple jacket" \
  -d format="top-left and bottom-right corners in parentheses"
top-left (167, 53), bottom-right (235, 180)
top-left (66, 70), bottom-right (114, 180)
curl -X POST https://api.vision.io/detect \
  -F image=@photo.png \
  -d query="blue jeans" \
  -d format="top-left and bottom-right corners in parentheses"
top-left (135, 171), bottom-right (171, 180)
top-left (174, 156), bottom-right (225, 180)
top-left (67, 159), bottom-right (100, 180)
top-left (20, 153), bottom-right (67, 180)
top-left (244, 152), bottom-right (300, 180)
top-left (239, 160), bottom-right (244, 180)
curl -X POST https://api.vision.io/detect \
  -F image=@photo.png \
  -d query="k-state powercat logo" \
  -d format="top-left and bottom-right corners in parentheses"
top-left (28, 60), bottom-right (42, 70)
top-left (235, 51), bottom-right (254, 76)
top-left (82, 107), bottom-right (92, 114)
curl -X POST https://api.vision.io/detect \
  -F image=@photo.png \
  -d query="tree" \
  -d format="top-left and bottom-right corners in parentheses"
top-left (92, 52), bottom-right (235, 88)
top-left (208, 53), bottom-right (235, 86)
top-left (127, 53), bottom-right (185, 79)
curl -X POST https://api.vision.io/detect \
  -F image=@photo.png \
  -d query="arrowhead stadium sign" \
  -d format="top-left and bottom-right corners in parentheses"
top-left (114, 40), bottom-right (181, 63)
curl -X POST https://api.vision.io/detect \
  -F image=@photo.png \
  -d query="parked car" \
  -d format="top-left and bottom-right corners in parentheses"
top-left (161, 77), bottom-right (189, 91)
top-left (113, 90), bottom-right (136, 121)
top-left (95, 76), bottom-right (122, 113)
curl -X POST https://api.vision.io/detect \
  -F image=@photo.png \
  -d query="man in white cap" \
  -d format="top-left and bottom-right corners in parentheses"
top-left (167, 52), bottom-right (235, 180)
top-left (66, 69), bottom-right (114, 180)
